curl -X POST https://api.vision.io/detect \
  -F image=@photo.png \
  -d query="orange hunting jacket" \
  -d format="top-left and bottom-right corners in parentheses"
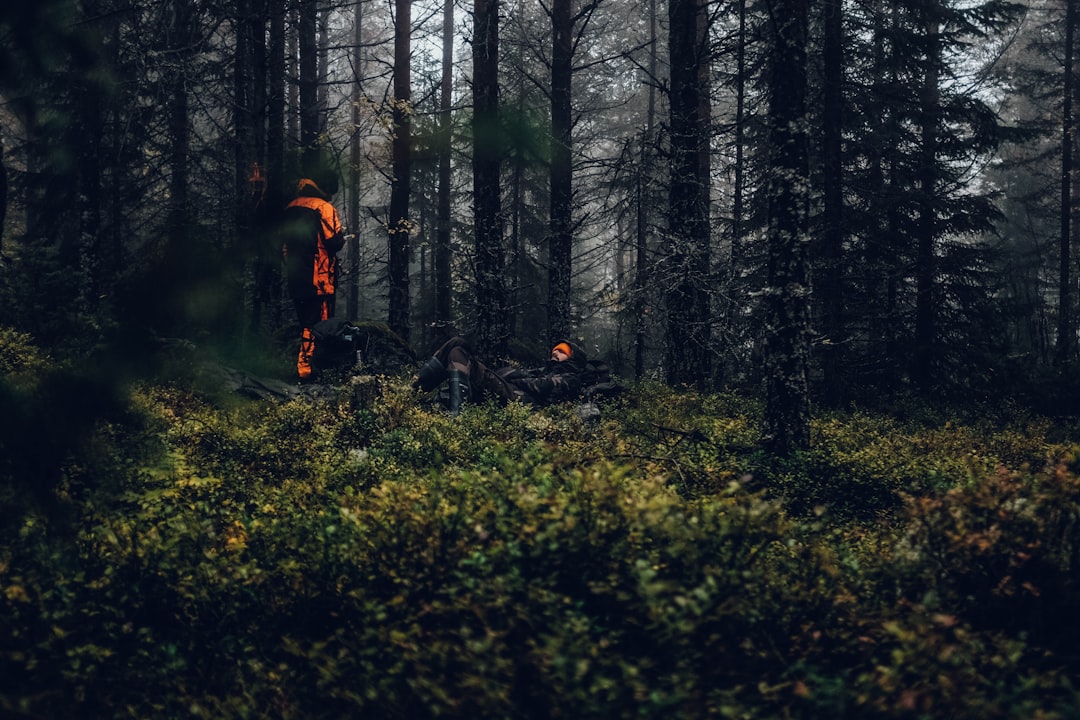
top-left (284, 181), bottom-right (344, 296)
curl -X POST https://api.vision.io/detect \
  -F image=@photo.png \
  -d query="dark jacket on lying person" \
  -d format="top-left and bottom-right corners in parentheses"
top-left (414, 336), bottom-right (588, 414)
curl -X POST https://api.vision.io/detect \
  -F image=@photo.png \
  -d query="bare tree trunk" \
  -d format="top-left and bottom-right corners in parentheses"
top-left (388, 0), bottom-right (413, 339)
top-left (154, 0), bottom-right (197, 332)
top-left (287, 5), bottom-right (299, 154)
top-left (245, 0), bottom-right (272, 334)
top-left (1057, 0), bottom-right (1077, 367)
top-left (435, 0), bottom-right (454, 323)
top-left (548, 0), bottom-right (573, 342)
top-left (167, 1), bottom-right (191, 245)
top-left (762, 0), bottom-right (811, 456)
top-left (507, 85), bottom-right (525, 341)
top-left (818, 0), bottom-right (845, 402)
top-left (914, 9), bottom-right (940, 387)
top-left (318, 0), bottom-right (330, 125)
top-left (721, 0), bottom-right (747, 384)
top-left (865, 0), bottom-right (902, 388)
top-left (731, 0), bottom-right (746, 264)
top-left (666, 0), bottom-right (712, 389)
top-left (235, 0), bottom-right (256, 327)
top-left (347, 0), bottom-right (364, 322)
top-left (473, 0), bottom-right (508, 359)
top-left (634, 0), bottom-right (657, 378)
top-left (235, 0), bottom-right (252, 226)
top-left (266, 0), bottom-right (287, 326)
top-left (77, 44), bottom-right (104, 309)
top-left (0, 134), bottom-right (6, 256)
top-left (298, 0), bottom-right (319, 161)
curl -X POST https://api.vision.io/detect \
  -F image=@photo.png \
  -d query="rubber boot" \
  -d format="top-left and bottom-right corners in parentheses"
top-left (447, 369), bottom-right (470, 416)
top-left (413, 355), bottom-right (448, 391)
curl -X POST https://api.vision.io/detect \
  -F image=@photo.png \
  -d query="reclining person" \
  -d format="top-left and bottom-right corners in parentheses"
top-left (413, 336), bottom-right (588, 414)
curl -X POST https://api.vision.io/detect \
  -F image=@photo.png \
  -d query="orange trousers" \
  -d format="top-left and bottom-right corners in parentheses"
top-left (294, 295), bottom-right (334, 379)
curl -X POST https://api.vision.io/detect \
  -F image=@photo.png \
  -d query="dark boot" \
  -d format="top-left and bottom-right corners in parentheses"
top-left (413, 356), bottom-right (447, 391)
top-left (447, 369), bottom-right (470, 415)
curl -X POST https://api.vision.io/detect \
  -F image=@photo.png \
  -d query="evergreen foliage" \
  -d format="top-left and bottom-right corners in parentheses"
top-left (2, 328), bottom-right (1079, 718)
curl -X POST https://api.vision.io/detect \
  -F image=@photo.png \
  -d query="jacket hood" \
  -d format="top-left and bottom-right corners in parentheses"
top-left (553, 338), bottom-right (587, 372)
top-left (296, 177), bottom-right (331, 200)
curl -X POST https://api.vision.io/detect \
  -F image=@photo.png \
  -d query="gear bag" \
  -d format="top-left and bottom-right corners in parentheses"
top-left (311, 317), bottom-right (362, 369)
top-left (580, 359), bottom-right (623, 400)
top-left (280, 204), bottom-right (324, 299)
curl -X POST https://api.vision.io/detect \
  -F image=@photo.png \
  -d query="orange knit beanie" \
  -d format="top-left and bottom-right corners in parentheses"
top-left (552, 342), bottom-right (572, 358)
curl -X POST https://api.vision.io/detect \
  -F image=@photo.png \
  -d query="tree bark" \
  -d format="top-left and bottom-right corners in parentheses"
top-left (914, 8), bottom-right (940, 387)
top-left (473, 0), bottom-right (508, 359)
top-left (435, 0), bottom-right (454, 323)
top-left (346, 0), bottom-right (364, 321)
top-left (721, 0), bottom-right (747, 385)
top-left (818, 0), bottom-right (845, 402)
top-left (298, 0), bottom-right (319, 161)
top-left (762, 0), bottom-right (811, 456)
top-left (0, 134), bottom-right (6, 256)
top-left (666, 0), bottom-right (712, 389)
top-left (167, 0), bottom-right (191, 244)
top-left (264, 0), bottom-right (287, 327)
top-left (77, 35), bottom-right (104, 308)
top-left (388, 0), bottom-right (413, 339)
top-left (548, 0), bottom-right (573, 342)
top-left (235, 0), bottom-right (254, 320)
top-left (1057, 0), bottom-right (1077, 367)
top-left (633, 0), bottom-right (659, 378)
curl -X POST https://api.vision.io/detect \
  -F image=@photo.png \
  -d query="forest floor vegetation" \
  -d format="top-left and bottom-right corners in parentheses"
top-left (1, 326), bottom-right (1079, 718)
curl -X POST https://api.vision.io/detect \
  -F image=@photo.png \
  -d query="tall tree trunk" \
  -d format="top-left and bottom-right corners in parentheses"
top-left (666, 0), bottom-right (712, 389)
top-left (318, 0), bottom-right (330, 124)
top-left (102, 14), bottom-right (125, 295)
top-left (388, 0), bottom-right (412, 339)
top-left (507, 84), bottom-right (526, 341)
top-left (0, 134), bottom-right (6, 256)
top-left (818, 0), bottom-right (844, 403)
top-left (548, 0), bottom-right (573, 341)
top-left (731, 0), bottom-right (746, 267)
top-left (633, 0), bottom-right (658, 378)
top-left (347, 0), bottom-right (364, 322)
top-left (159, 0), bottom-right (195, 332)
top-left (762, 0), bottom-right (811, 455)
top-left (473, 0), bottom-right (508, 359)
top-left (265, 0), bottom-right (287, 326)
top-left (1057, 0), bottom-right (1077, 367)
top-left (435, 0), bottom-right (454, 323)
top-left (235, 0), bottom-right (252, 228)
top-left (251, 4), bottom-right (267, 163)
top-left (235, 0), bottom-right (255, 325)
top-left (868, 0), bottom-right (903, 388)
top-left (246, 0), bottom-right (271, 334)
top-left (298, 0), bottom-right (319, 160)
top-left (167, 1), bottom-right (191, 244)
top-left (287, 5), bottom-right (299, 155)
top-left (914, 8), bottom-right (940, 387)
top-left (267, 0), bottom-right (286, 196)
top-left (77, 46), bottom-right (104, 309)
top-left (722, 0), bottom-right (747, 384)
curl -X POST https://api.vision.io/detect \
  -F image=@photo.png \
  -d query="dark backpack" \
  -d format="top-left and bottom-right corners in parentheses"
top-left (311, 319), bottom-right (418, 374)
top-left (312, 318), bottom-right (362, 369)
top-left (580, 359), bottom-right (624, 400)
top-left (280, 204), bottom-right (323, 299)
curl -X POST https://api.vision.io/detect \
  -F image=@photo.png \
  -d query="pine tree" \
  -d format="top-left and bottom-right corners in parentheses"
top-left (761, 0), bottom-right (811, 455)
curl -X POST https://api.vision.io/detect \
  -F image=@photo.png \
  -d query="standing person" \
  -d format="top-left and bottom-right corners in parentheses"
top-left (281, 169), bottom-right (345, 381)
top-left (414, 335), bottom-right (588, 414)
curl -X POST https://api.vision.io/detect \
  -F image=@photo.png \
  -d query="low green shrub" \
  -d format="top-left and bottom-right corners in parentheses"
top-left (893, 451), bottom-right (1080, 652)
top-left (3, 342), bottom-right (1080, 718)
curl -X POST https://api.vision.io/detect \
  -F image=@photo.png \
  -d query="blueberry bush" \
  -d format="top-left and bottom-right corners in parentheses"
top-left (1, 328), bottom-right (1079, 718)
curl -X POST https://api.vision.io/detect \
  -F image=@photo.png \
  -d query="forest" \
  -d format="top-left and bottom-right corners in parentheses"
top-left (2, 0), bottom-right (1080, 717)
